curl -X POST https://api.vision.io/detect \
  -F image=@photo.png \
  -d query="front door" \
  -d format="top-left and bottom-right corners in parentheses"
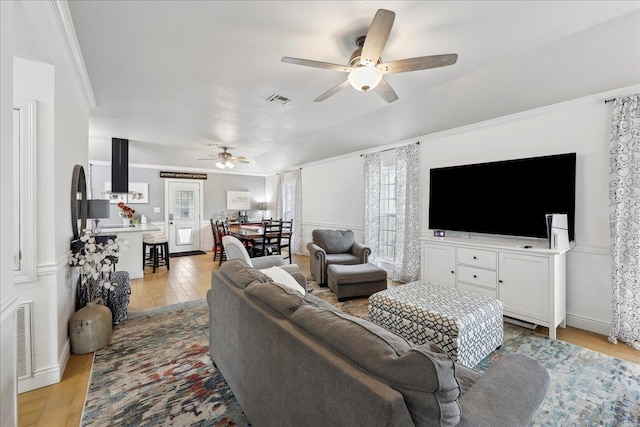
top-left (166, 180), bottom-right (202, 254)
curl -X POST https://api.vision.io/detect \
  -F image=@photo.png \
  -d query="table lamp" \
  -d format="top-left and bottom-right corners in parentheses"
top-left (258, 202), bottom-right (267, 220)
top-left (87, 199), bottom-right (110, 233)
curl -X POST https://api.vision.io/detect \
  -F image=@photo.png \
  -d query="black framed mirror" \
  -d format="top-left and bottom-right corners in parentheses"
top-left (71, 165), bottom-right (87, 239)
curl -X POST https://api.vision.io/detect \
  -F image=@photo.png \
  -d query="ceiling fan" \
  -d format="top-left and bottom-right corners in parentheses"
top-left (282, 9), bottom-right (458, 103)
top-left (198, 147), bottom-right (249, 169)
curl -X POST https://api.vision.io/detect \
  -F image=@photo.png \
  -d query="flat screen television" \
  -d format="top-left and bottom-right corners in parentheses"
top-left (428, 153), bottom-right (576, 241)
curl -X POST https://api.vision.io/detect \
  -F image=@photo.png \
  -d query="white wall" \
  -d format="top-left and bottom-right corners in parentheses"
top-left (0, 2), bottom-right (18, 425)
top-left (302, 156), bottom-right (366, 245)
top-left (4, 1), bottom-right (90, 399)
top-left (293, 93), bottom-right (631, 336)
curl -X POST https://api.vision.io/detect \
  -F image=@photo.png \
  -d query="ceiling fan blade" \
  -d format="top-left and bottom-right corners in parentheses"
top-left (378, 54), bottom-right (458, 74)
top-left (282, 57), bottom-right (353, 72)
top-left (374, 79), bottom-right (398, 103)
top-left (231, 157), bottom-right (249, 163)
top-left (314, 79), bottom-right (351, 102)
top-left (197, 158), bottom-right (215, 161)
top-left (361, 9), bottom-right (395, 66)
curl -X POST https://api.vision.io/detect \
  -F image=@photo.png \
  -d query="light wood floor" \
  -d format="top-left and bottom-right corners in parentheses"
top-left (18, 252), bottom-right (639, 426)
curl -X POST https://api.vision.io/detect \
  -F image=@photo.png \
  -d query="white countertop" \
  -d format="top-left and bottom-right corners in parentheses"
top-left (98, 223), bottom-right (161, 234)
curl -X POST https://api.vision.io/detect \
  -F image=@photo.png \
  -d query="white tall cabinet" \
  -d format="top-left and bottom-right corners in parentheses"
top-left (421, 236), bottom-right (571, 339)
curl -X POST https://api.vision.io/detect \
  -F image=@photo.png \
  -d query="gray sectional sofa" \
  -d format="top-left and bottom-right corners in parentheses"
top-left (207, 259), bottom-right (550, 427)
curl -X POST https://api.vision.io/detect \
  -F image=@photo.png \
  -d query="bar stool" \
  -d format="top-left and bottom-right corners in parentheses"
top-left (142, 234), bottom-right (170, 273)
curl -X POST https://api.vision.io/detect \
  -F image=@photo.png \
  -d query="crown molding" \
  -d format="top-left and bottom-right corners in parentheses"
top-left (88, 160), bottom-right (270, 178)
top-left (48, 0), bottom-right (97, 109)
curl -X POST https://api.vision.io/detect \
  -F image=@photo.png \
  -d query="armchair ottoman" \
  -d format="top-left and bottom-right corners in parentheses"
top-left (327, 263), bottom-right (387, 301)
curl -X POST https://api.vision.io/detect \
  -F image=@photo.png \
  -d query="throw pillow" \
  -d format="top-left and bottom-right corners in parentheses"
top-left (259, 266), bottom-right (306, 295)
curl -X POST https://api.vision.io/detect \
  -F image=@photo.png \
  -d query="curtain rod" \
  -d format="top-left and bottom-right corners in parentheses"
top-left (276, 167), bottom-right (302, 175)
top-left (360, 141), bottom-right (420, 157)
top-left (604, 98), bottom-right (616, 104)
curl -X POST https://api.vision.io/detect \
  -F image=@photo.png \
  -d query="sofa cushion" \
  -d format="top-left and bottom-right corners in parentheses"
top-left (245, 281), bottom-right (307, 318)
top-left (220, 259), bottom-right (272, 289)
top-left (325, 253), bottom-right (362, 265)
top-left (259, 266), bottom-right (306, 295)
top-left (290, 304), bottom-right (461, 427)
top-left (312, 229), bottom-right (355, 254)
top-left (304, 293), bottom-right (344, 314)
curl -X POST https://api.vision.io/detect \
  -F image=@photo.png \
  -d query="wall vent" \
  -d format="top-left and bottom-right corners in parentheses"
top-left (17, 302), bottom-right (33, 380)
top-left (266, 94), bottom-right (293, 106)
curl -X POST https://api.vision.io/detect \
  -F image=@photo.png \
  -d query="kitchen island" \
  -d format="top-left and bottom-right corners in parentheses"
top-left (98, 223), bottom-right (161, 279)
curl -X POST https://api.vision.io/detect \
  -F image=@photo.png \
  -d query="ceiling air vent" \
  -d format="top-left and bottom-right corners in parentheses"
top-left (266, 94), bottom-right (293, 106)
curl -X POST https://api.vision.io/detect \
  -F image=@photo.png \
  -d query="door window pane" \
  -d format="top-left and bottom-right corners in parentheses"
top-left (174, 190), bottom-right (195, 219)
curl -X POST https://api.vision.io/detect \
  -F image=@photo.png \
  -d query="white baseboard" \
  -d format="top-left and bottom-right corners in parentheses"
top-left (565, 313), bottom-right (610, 336)
top-left (18, 339), bottom-right (70, 394)
top-left (18, 364), bottom-right (63, 394)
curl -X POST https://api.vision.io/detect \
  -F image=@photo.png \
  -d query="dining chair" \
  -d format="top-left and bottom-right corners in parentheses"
top-left (252, 220), bottom-right (282, 258)
top-left (214, 220), bottom-right (228, 266)
top-left (279, 219), bottom-right (293, 264)
top-left (210, 219), bottom-right (225, 263)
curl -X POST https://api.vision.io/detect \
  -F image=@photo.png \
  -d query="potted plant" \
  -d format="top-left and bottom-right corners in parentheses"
top-left (117, 201), bottom-right (135, 225)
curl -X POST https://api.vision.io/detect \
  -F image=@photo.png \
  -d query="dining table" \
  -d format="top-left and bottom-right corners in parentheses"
top-left (228, 224), bottom-right (292, 241)
top-left (227, 224), bottom-right (292, 257)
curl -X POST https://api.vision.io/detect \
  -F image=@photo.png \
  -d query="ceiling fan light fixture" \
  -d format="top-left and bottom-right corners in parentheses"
top-left (348, 65), bottom-right (383, 92)
top-left (216, 161), bottom-right (234, 169)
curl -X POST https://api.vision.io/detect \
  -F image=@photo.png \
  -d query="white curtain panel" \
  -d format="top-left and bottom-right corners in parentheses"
top-left (276, 169), bottom-right (303, 255)
top-left (393, 144), bottom-right (420, 282)
top-left (608, 94), bottom-right (640, 350)
top-left (363, 153), bottom-right (381, 264)
top-left (275, 172), bottom-right (283, 221)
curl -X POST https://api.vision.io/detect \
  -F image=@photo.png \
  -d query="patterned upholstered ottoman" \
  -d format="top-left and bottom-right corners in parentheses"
top-left (369, 281), bottom-right (503, 368)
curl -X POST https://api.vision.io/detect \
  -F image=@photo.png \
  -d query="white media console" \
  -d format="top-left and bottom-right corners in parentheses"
top-left (421, 235), bottom-right (573, 339)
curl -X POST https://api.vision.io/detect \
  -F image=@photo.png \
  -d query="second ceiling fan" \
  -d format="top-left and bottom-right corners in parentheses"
top-left (282, 9), bottom-right (458, 103)
top-left (199, 147), bottom-right (249, 169)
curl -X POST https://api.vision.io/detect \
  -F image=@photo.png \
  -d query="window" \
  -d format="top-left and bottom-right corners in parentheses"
top-left (379, 166), bottom-right (396, 261)
top-left (13, 101), bottom-right (37, 282)
top-left (174, 190), bottom-right (195, 219)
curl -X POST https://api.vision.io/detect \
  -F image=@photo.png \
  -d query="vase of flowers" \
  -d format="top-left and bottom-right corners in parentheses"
top-left (68, 234), bottom-right (128, 309)
top-left (117, 202), bottom-right (135, 226)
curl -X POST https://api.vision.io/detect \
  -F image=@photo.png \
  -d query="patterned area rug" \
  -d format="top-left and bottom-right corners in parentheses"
top-left (82, 281), bottom-right (640, 426)
top-left (81, 300), bottom-right (250, 426)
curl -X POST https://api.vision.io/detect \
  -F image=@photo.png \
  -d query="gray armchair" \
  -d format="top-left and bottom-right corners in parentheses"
top-left (307, 229), bottom-right (371, 285)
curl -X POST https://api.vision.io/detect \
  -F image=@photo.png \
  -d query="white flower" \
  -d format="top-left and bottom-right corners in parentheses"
top-left (68, 235), bottom-right (128, 303)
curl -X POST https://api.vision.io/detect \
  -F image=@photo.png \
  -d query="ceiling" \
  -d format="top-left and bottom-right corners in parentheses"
top-left (65, 1), bottom-right (640, 175)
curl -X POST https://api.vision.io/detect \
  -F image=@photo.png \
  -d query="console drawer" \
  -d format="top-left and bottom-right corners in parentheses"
top-left (458, 248), bottom-right (497, 269)
top-left (457, 265), bottom-right (497, 289)
top-left (458, 282), bottom-right (498, 299)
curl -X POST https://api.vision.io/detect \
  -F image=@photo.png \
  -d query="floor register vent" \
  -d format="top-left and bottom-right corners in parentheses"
top-left (17, 301), bottom-right (33, 380)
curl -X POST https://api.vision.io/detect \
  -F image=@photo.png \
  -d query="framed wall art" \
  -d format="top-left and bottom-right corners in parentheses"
top-left (104, 182), bottom-right (149, 204)
top-left (226, 191), bottom-right (250, 210)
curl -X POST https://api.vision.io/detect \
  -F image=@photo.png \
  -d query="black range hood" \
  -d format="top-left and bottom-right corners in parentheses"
top-left (111, 138), bottom-right (129, 193)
